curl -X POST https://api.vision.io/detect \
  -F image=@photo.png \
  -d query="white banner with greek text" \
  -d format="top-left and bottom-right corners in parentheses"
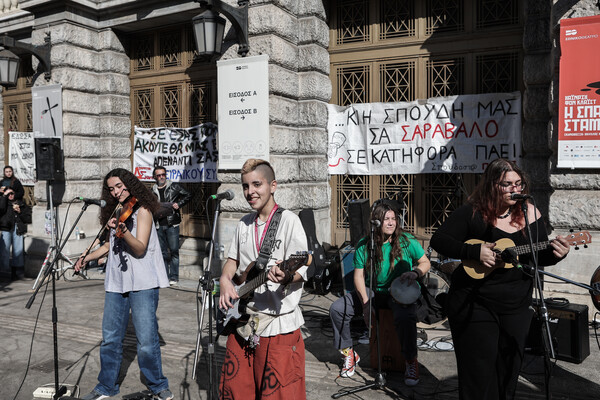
top-left (133, 123), bottom-right (218, 182)
top-left (327, 92), bottom-right (522, 175)
top-left (8, 131), bottom-right (36, 186)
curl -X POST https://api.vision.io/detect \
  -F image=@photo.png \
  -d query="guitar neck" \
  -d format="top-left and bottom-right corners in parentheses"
top-left (512, 240), bottom-right (551, 256)
top-left (238, 269), bottom-right (270, 298)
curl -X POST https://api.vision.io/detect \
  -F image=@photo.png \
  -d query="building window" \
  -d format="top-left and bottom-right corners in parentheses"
top-left (336, 0), bottom-right (370, 44)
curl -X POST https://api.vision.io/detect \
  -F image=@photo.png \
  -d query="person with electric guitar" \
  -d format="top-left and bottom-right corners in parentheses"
top-left (430, 158), bottom-right (572, 400)
top-left (218, 159), bottom-right (310, 400)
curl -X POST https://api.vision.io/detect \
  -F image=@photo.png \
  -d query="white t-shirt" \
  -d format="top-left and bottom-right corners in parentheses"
top-left (227, 209), bottom-right (309, 336)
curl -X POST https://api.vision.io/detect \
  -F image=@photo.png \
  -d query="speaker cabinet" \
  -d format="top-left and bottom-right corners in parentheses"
top-left (347, 198), bottom-right (370, 248)
top-left (526, 299), bottom-right (590, 364)
top-left (35, 138), bottom-right (64, 181)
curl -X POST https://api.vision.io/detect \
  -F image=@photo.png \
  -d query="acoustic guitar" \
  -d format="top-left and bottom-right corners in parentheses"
top-left (462, 231), bottom-right (591, 279)
top-left (217, 252), bottom-right (312, 335)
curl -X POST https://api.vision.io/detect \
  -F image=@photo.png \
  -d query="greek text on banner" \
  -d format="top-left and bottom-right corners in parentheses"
top-left (133, 123), bottom-right (218, 182)
top-left (327, 92), bottom-right (522, 175)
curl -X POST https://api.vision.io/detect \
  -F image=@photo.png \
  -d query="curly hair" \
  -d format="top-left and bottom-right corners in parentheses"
top-left (365, 202), bottom-right (410, 277)
top-left (468, 158), bottom-right (529, 227)
top-left (99, 168), bottom-right (159, 226)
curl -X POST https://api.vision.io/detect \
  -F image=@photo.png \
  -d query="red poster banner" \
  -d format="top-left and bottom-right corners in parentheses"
top-left (558, 15), bottom-right (600, 168)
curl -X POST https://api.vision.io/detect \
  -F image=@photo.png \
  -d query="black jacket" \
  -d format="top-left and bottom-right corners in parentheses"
top-left (152, 180), bottom-right (192, 226)
top-left (0, 196), bottom-right (31, 232)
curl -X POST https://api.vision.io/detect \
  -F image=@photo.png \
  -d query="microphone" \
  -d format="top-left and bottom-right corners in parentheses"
top-left (370, 220), bottom-right (381, 227)
top-left (510, 193), bottom-right (532, 201)
top-left (210, 189), bottom-right (235, 201)
top-left (78, 197), bottom-right (106, 207)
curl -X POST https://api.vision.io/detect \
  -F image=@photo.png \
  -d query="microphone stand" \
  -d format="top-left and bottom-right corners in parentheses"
top-left (332, 221), bottom-right (386, 398)
top-left (192, 199), bottom-right (221, 400)
top-left (26, 187), bottom-right (95, 399)
top-left (520, 198), bottom-right (554, 400)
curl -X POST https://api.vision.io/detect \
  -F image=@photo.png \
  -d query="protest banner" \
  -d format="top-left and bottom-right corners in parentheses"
top-left (133, 123), bottom-right (218, 182)
top-left (558, 15), bottom-right (600, 169)
top-left (327, 92), bottom-right (522, 175)
top-left (8, 131), bottom-right (36, 186)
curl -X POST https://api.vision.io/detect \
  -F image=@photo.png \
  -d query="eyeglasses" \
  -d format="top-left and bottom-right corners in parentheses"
top-left (497, 181), bottom-right (526, 191)
top-left (7, 192), bottom-right (14, 196)
top-left (155, 173), bottom-right (166, 178)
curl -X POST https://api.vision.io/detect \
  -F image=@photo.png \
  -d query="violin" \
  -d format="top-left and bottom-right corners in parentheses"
top-left (114, 196), bottom-right (139, 238)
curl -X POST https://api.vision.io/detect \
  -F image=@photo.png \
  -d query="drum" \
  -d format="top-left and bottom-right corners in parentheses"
top-left (438, 257), bottom-right (461, 275)
top-left (390, 278), bottom-right (421, 305)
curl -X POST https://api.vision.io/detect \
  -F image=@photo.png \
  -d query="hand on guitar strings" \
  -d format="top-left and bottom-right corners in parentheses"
top-left (550, 235), bottom-right (571, 258)
top-left (218, 278), bottom-right (239, 311)
top-left (479, 242), bottom-right (505, 269)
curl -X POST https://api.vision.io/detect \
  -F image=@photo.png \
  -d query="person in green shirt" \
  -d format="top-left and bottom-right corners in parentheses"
top-left (329, 202), bottom-right (430, 386)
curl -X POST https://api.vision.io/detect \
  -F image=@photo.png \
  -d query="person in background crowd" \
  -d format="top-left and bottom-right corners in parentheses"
top-left (1, 166), bottom-right (24, 201)
top-left (329, 202), bottom-right (430, 386)
top-left (429, 158), bottom-right (571, 400)
top-left (151, 166), bottom-right (192, 286)
top-left (0, 188), bottom-right (31, 281)
top-left (74, 168), bottom-right (173, 400)
top-left (218, 158), bottom-right (309, 400)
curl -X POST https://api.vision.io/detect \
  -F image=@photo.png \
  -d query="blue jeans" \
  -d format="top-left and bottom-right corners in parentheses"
top-left (157, 225), bottom-right (180, 281)
top-left (94, 289), bottom-right (169, 396)
top-left (0, 226), bottom-right (24, 277)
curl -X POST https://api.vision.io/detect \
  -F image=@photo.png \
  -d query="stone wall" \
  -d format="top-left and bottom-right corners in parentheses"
top-left (216, 0), bottom-right (332, 250)
top-left (25, 22), bottom-right (131, 275)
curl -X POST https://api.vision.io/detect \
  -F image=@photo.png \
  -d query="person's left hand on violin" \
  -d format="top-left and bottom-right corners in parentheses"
top-left (551, 235), bottom-right (571, 258)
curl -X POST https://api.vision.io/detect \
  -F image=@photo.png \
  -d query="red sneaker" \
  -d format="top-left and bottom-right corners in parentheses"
top-left (340, 348), bottom-right (360, 378)
top-left (405, 358), bottom-right (420, 386)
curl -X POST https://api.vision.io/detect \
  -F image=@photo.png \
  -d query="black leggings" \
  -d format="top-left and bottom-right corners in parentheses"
top-left (449, 300), bottom-right (533, 400)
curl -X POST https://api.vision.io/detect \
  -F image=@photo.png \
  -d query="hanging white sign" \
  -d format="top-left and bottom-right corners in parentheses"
top-left (327, 92), bottom-right (522, 175)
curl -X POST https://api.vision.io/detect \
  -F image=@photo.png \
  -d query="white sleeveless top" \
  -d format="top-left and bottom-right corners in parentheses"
top-left (105, 208), bottom-right (169, 293)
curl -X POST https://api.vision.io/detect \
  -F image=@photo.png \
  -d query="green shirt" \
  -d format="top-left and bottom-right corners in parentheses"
top-left (354, 234), bottom-right (425, 293)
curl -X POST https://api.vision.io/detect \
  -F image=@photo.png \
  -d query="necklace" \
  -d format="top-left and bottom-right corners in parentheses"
top-left (497, 207), bottom-right (512, 219)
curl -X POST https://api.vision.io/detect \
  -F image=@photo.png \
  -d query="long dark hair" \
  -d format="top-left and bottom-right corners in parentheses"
top-left (99, 168), bottom-right (159, 226)
top-left (468, 158), bottom-right (529, 226)
top-left (365, 202), bottom-right (409, 277)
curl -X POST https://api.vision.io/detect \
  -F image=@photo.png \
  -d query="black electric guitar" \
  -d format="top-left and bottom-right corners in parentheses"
top-left (462, 231), bottom-right (591, 279)
top-left (217, 252), bottom-right (312, 335)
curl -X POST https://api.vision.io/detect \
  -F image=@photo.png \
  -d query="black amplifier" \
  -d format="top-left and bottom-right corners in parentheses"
top-left (526, 299), bottom-right (590, 364)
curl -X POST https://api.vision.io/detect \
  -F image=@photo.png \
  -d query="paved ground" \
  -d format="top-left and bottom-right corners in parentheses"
top-left (1, 270), bottom-right (600, 400)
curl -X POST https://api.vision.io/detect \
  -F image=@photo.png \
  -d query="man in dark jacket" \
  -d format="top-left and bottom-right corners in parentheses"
top-left (151, 167), bottom-right (192, 286)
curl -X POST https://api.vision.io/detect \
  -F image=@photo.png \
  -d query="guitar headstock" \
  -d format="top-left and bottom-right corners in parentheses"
top-left (566, 230), bottom-right (592, 249)
top-left (282, 251), bottom-right (313, 273)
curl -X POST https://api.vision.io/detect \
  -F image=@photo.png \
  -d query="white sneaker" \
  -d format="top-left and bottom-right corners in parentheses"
top-left (169, 280), bottom-right (178, 286)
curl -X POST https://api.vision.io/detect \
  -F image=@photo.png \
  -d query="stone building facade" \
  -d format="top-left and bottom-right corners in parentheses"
top-left (0, 0), bottom-right (598, 310)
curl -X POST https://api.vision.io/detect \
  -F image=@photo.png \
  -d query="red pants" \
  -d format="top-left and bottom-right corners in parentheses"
top-left (219, 329), bottom-right (306, 400)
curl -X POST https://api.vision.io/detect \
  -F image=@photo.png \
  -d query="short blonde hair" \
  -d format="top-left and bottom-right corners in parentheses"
top-left (240, 158), bottom-right (275, 182)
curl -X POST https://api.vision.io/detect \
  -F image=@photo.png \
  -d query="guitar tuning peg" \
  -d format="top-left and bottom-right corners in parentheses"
top-left (584, 244), bottom-right (588, 249)
top-left (570, 229), bottom-right (574, 233)
top-left (575, 245), bottom-right (579, 250)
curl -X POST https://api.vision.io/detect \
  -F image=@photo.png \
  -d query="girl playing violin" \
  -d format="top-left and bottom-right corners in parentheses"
top-left (74, 168), bottom-right (173, 400)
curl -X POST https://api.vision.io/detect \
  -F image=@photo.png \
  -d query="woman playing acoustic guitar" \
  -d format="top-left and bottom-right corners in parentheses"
top-left (430, 158), bottom-right (571, 400)
top-left (74, 168), bottom-right (173, 400)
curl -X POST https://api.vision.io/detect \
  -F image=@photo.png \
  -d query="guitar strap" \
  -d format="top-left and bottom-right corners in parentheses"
top-left (254, 206), bottom-right (285, 271)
